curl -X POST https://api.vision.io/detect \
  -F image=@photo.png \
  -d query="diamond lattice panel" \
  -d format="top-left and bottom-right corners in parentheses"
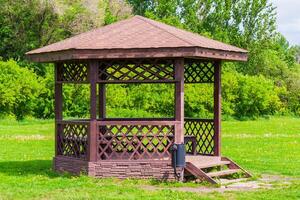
top-left (57, 123), bottom-right (88, 160)
top-left (97, 124), bottom-right (174, 160)
top-left (59, 63), bottom-right (88, 82)
top-left (184, 60), bottom-right (215, 83)
top-left (98, 59), bottom-right (175, 82)
top-left (184, 119), bottom-right (215, 155)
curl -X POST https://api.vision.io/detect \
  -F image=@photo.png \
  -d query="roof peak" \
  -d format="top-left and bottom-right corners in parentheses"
top-left (133, 15), bottom-right (195, 47)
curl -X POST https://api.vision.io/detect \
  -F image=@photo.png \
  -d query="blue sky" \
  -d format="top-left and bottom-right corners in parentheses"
top-left (272, 0), bottom-right (300, 45)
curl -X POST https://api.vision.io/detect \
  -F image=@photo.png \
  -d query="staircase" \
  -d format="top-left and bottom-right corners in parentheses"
top-left (184, 155), bottom-right (251, 184)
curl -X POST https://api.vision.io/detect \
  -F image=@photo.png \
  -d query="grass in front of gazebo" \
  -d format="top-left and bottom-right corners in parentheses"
top-left (0, 117), bottom-right (299, 199)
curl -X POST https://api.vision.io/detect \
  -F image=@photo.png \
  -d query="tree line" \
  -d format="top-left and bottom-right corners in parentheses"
top-left (0, 0), bottom-right (299, 120)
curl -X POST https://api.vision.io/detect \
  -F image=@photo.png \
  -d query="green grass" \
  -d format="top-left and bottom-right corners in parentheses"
top-left (0, 117), bottom-right (299, 199)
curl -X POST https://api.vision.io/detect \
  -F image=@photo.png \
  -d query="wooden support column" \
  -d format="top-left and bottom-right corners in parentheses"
top-left (174, 58), bottom-right (185, 144)
top-left (213, 61), bottom-right (221, 156)
top-left (88, 61), bottom-right (98, 162)
top-left (98, 73), bottom-right (106, 119)
top-left (54, 63), bottom-right (63, 156)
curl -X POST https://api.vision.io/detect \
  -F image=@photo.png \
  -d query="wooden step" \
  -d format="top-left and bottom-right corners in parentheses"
top-left (185, 162), bottom-right (217, 184)
top-left (196, 160), bottom-right (231, 169)
top-left (207, 169), bottom-right (240, 178)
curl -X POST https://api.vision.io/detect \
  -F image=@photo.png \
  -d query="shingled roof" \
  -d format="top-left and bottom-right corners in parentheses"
top-left (26, 15), bottom-right (248, 62)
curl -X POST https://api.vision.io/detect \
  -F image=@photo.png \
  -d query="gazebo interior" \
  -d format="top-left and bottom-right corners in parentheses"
top-left (26, 15), bottom-right (251, 184)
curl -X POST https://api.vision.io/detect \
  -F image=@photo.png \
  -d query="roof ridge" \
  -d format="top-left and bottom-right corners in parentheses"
top-left (135, 16), bottom-right (195, 47)
top-left (135, 15), bottom-right (247, 53)
top-left (27, 16), bottom-right (136, 54)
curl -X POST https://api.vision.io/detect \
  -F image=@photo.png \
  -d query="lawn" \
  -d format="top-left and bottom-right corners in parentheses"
top-left (0, 117), bottom-right (299, 199)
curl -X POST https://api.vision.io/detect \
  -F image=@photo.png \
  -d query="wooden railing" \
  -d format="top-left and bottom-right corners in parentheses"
top-left (56, 118), bottom-right (216, 161)
top-left (56, 120), bottom-right (89, 160)
top-left (97, 119), bottom-right (178, 160)
top-left (184, 118), bottom-right (215, 156)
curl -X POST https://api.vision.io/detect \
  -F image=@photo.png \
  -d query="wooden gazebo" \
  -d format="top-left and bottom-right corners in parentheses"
top-left (26, 16), bottom-right (251, 183)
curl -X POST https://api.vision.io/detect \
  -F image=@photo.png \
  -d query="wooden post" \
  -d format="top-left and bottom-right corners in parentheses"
top-left (213, 61), bottom-right (221, 156)
top-left (98, 74), bottom-right (106, 119)
top-left (174, 58), bottom-right (185, 144)
top-left (88, 61), bottom-right (98, 162)
top-left (54, 63), bottom-right (63, 156)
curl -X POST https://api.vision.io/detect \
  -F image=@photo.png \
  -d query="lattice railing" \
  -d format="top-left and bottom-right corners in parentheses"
top-left (184, 119), bottom-right (215, 155)
top-left (57, 121), bottom-right (89, 160)
top-left (184, 59), bottom-right (215, 83)
top-left (97, 122), bottom-right (175, 160)
top-left (98, 59), bottom-right (175, 83)
top-left (57, 62), bottom-right (89, 83)
top-left (55, 59), bottom-right (217, 84)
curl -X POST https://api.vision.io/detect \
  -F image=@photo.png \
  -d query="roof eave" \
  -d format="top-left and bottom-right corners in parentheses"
top-left (25, 47), bottom-right (248, 63)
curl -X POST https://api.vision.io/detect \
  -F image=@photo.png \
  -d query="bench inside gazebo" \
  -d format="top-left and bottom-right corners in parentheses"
top-left (26, 16), bottom-right (251, 184)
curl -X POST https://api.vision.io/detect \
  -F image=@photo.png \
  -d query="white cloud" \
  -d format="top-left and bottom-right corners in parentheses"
top-left (272, 0), bottom-right (300, 45)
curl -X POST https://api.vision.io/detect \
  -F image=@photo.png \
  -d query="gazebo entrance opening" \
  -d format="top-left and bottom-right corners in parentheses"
top-left (27, 15), bottom-right (251, 183)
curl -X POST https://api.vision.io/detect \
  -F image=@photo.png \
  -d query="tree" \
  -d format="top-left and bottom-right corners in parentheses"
top-left (0, 0), bottom-right (60, 60)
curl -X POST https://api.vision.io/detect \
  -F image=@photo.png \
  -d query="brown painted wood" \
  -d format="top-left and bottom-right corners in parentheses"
top-left (26, 47), bottom-right (248, 63)
top-left (221, 157), bottom-right (252, 177)
top-left (89, 61), bottom-right (98, 120)
top-left (98, 83), bottom-right (106, 119)
top-left (54, 63), bottom-right (63, 156)
top-left (88, 120), bottom-right (97, 162)
top-left (207, 169), bottom-right (240, 178)
top-left (56, 121), bottom-right (89, 159)
top-left (57, 120), bottom-right (90, 125)
top-left (174, 58), bottom-right (185, 144)
top-left (88, 61), bottom-right (98, 162)
top-left (103, 118), bottom-right (176, 121)
top-left (185, 155), bottom-right (229, 169)
top-left (98, 123), bottom-right (175, 160)
top-left (213, 61), bottom-right (221, 156)
top-left (185, 162), bottom-right (217, 184)
top-left (97, 120), bottom-right (180, 126)
top-left (96, 80), bottom-right (176, 84)
top-left (184, 119), bottom-right (215, 155)
top-left (184, 118), bottom-right (214, 122)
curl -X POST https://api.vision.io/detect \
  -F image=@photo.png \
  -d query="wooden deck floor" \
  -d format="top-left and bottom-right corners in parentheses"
top-left (186, 155), bottom-right (224, 168)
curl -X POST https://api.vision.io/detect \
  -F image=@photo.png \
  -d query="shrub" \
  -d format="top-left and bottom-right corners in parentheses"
top-left (0, 60), bottom-right (42, 119)
top-left (235, 74), bottom-right (282, 118)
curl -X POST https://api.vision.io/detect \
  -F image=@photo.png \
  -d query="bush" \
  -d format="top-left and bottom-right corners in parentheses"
top-left (106, 84), bottom-right (174, 118)
top-left (184, 84), bottom-right (214, 118)
top-left (222, 71), bottom-right (284, 119)
top-left (0, 60), bottom-right (42, 119)
top-left (32, 66), bottom-right (54, 118)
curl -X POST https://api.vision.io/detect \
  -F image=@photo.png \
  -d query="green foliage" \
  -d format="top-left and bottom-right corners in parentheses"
top-left (235, 74), bottom-right (282, 118)
top-left (33, 66), bottom-right (55, 119)
top-left (62, 84), bottom-right (90, 118)
top-left (185, 84), bottom-right (214, 118)
top-left (0, 0), bottom-right (60, 61)
top-left (0, 60), bottom-right (42, 119)
top-left (106, 84), bottom-right (174, 117)
top-left (222, 71), bottom-right (283, 118)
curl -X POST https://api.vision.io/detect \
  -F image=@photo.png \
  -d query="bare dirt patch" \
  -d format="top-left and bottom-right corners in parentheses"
top-left (143, 174), bottom-right (298, 193)
top-left (0, 134), bottom-right (51, 141)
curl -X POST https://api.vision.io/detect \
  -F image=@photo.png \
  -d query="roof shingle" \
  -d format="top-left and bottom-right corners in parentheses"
top-left (26, 15), bottom-right (248, 62)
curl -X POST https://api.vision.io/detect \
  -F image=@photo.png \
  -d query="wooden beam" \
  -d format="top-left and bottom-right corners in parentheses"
top-left (90, 61), bottom-right (97, 120)
top-left (97, 120), bottom-right (180, 126)
top-left (26, 47), bottom-right (248, 63)
top-left (98, 72), bottom-right (106, 119)
top-left (88, 61), bottom-right (98, 162)
top-left (54, 63), bottom-right (63, 156)
top-left (174, 58), bottom-right (185, 144)
top-left (213, 61), bottom-right (221, 156)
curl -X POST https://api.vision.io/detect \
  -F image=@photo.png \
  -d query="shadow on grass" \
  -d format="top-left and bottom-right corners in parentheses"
top-left (0, 160), bottom-right (72, 178)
